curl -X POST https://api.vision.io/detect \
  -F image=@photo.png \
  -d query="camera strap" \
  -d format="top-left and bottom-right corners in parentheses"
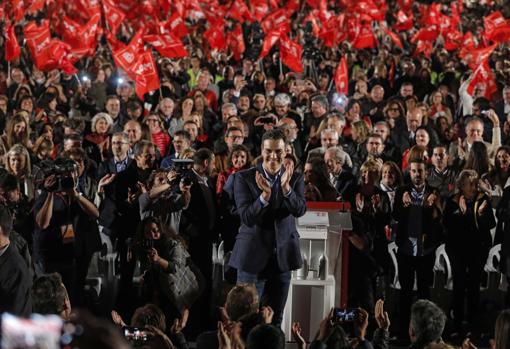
top-left (55, 193), bottom-right (75, 244)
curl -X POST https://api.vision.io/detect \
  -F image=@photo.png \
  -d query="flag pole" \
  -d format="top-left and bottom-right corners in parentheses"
top-left (279, 57), bottom-right (283, 77)
top-left (74, 74), bottom-right (82, 87)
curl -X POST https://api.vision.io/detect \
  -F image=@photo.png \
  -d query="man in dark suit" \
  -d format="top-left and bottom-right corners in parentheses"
top-left (393, 159), bottom-right (443, 341)
top-left (180, 148), bottom-right (217, 334)
top-left (494, 85), bottom-right (510, 124)
top-left (229, 129), bottom-right (306, 326)
top-left (0, 207), bottom-right (32, 316)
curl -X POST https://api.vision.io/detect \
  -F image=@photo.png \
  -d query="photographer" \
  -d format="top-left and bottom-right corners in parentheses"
top-left (139, 167), bottom-right (192, 232)
top-left (133, 217), bottom-right (203, 324)
top-left (33, 157), bottom-right (99, 303)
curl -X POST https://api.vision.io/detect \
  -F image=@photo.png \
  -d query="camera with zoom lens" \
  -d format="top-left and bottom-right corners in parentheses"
top-left (37, 159), bottom-right (78, 192)
top-left (169, 159), bottom-right (194, 187)
top-left (142, 238), bottom-right (154, 251)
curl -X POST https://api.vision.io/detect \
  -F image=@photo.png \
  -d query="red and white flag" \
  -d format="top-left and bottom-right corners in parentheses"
top-left (144, 34), bottom-right (188, 58)
top-left (334, 56), bottom-right (348, 95)
top-left (467, 61), bottom-right (497, 100)
top-left (131, 51), bottom-right (160, 100)
top-left (5, 20), bottom-right (21, 61)
top-left (279, 35), bottom-right (303, 73)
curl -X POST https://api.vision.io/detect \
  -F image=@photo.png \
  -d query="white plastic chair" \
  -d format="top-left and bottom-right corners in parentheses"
top-left (433, 244), bottom-right (453, 290)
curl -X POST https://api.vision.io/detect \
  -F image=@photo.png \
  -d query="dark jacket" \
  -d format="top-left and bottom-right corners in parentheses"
top-left (0, 244), bottom-right (32, 316)
top-left (393, 184), bottom-right (443, 256)
top-left (443, 193), bottom-right (495, 252)
top-left (229, 163), bottom-right (306, 273)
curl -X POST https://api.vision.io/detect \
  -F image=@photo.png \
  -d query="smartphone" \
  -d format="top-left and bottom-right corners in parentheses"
top-left (332, 308), bottom-right (357, 323)
top-left (123, 326), bottom-right (150, 345)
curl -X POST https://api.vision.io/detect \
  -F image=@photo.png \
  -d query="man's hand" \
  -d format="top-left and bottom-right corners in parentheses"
top-left (281, 161), bottom-right (294, 194)
top-left (111, 310), bottom-right (126, 327)
top-left (402, 191), bottom-right (412, 207)
top-left (292, 322), bottom-right (306, 349)
top-left (487, 109), bottom-right (500, 127)
top-left (355, 308), bottom-right (369, 341)
top-left (374, 299), bottom-right (390, 330)
top-left (459, 195), bottom-right (467, 214)
top-left (98, 173), bottom-right (116, 191)
top-left (256, 171), bottom-right (271, 202)
top-left (356, 193), bottom-right (364, 212)
top-left (43, 175), bottom-right (57, 191)
top-left (425, 193), bottom-right (437, 207)
top-left (478, 200), bottom-right (488, 216)
top-left (261, 306), bottom-right (274, 324)
top-left (148, 247), bottom-right (160, 263)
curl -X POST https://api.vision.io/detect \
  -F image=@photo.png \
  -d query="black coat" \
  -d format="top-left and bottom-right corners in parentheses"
top-left (0, 244), bottom-right (32, 316)
top-left (393, 184), bottom-right (443, 256)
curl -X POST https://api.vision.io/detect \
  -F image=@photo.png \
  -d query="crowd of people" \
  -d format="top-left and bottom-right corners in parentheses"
top-left (2, 0), bottom-right (510, 347)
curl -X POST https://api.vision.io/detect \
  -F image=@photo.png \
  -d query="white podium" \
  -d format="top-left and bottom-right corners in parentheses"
top-left (282, 209), bottom-right (352, 342)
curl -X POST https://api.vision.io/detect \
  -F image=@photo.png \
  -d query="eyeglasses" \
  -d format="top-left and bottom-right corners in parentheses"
top-left (146, 119), bottom-right (159, 122)
top-left (388, 108), bottom-right (399, 112)
top-left (112, 141), bottom-right (128, 145)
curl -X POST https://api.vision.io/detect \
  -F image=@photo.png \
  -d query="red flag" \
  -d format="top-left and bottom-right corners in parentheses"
top-left (229, 0), bottom-right (254, 23)
top-left (356, 0), bottom-right (385, 21)
top-left (5, 21), bottom-right (21, 61)
top-left (279, 35), bottom-right (303, 73)
top-left (259, 28), bottom-right (283, 59)
top-left (451, 2), bottom-right (461, 29)
top-left (352, 24), bottom-right (377, 49)
top-left (394, 10), bottom-right (413, 31)
top-left (261, 9), bottom-right (289, 33)
top-left (12, 0), bottom-right (25, 22)
top-left (382, 25), bottom-right (403, 49)
top-left (467, 61), bottom-right (497, 100)
top-left (228, 24), bottom-right (246, 61)
top-left (444, 29), bottom-right (463, 51)
top-left (484, 11), bottom-right (510, 43)
top-left (131, 51), bottom-right (160, 100)
top-left (166, 12), bottom-right (188, 38)
top-left (112, 29), bottom-right (146, 75)
top-left (144, 34), bottom-right (188, 58)
top-left (410, 25), bottom-right (439, 43)
top-left (250, 0), bottom-right (268, 21)
top-left (460, 43), bottom-right (497, 69)
top-left (334, 56), bottom-right (348, 95)
top-left (413, 40), bottom-right (433, 58)
top-left (106, 30), bottom-right (125, 51)
top-left (26, 0), bottom-right (45, 14)
top-left (103, 1), bottom-right (126, 35)
top-left (204, 25), bottom-right (227, 51)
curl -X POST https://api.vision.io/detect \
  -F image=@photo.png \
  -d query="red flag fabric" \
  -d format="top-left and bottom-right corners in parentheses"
top-left (279, 36), bottom-right (303, 73)
top-left (103, 1), bottom-right (126, 35)
top-left (228, 24), bottom-right (246, 61)
top-left (5, 21), bottom-right (21, 61)
top-left (352, 25), bottom-right (377, 49)
top-left (250, 0), bottom-right (268, 21)
top-left (261, 9), bottom-right (289, 33)
top-left (131, 51), bottom-right (160, 100)
top-left (26, 0), bottom-right (45, 14)
top-left (394, 10), bottom-right (413, 31)
top-left (444, 29), bottom-right (463, 51)
top-left (467, 61), bottom-right (497, 100)
top-left (166, 12), bottom-right (188, 38)
top-left (144, 34), bottom-right (188, 58)
top-left (382, 25), bottom-right (403, 49)
top-left (413, 40), bottom-right (433, 58)
top-left (204, 26), bottom-right (227, 51)
top-left (484, 11), bottom-right (510, 43)
top-left (229, 0), bottom-right (254, 23)
top-left (24, 20), bottom-right (52, 67)
top-left (112, 29), bottom-right (146, 75)
top-left (410, 25), bottom-right (439, 43)
top-left (12, 0), bottom-right (25, 22)
top-left (460, 43), bottom-right (497, 69)
top-left (259, 28), bottom-right (283, 59)
top-left (334, 56), bottom-right (348, 95)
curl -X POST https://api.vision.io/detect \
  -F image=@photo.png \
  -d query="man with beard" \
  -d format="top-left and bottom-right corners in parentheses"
top-left (393, 159), bottom-right (443, 342)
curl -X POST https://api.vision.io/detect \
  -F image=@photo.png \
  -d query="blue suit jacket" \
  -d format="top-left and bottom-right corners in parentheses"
top-left (229, 164), bottom-right (306, 273)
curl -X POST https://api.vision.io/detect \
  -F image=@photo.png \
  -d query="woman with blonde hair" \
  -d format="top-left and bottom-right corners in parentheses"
top-left (4, 113), bottom-right (32, 150)
top-left (4, 144), bottom-right (35, 201)
top-left (83, 112), bottom-right (113, 164)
